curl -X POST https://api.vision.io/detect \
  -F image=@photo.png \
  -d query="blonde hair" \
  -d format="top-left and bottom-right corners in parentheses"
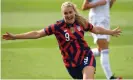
top-left (61, 1), bottom-right (87, 28)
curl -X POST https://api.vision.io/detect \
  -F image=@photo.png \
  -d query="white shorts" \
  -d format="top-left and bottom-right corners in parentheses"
top-left (89, 16), bottom-right (110, 44)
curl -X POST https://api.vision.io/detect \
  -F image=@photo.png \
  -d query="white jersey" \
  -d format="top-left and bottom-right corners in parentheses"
top-left (89, 0), bottom-right (110, 18)
top-left (89, 0), bottom-right (111, 43)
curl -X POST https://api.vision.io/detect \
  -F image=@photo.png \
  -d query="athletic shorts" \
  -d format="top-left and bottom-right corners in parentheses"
top-left (66, 51), bottom-right (96, 79)
top-left (89, 16), bottom-right (110, 44)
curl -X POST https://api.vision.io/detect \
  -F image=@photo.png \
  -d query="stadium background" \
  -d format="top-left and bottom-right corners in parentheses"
top-left (1, 0), bottom-right (133, 79)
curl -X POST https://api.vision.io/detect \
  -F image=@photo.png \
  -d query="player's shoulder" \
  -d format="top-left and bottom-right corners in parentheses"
top-left (56, 19), bottom-right (65, 27)
top-left (56, 19), bottom-right (65, 24)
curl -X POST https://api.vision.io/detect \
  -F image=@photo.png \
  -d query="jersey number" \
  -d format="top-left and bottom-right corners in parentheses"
top-left (84, 57), bottom-right (88, 65)
top-left (65, 33), bottom-right (70, 41)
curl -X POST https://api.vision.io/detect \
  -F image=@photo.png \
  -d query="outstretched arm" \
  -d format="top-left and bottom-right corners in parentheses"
top-left (91, 26), bottom-right (121, 37)
top-left (2, 29), bottom-right (46, 40)
top-left (82, 0), bottom-right (107, 10)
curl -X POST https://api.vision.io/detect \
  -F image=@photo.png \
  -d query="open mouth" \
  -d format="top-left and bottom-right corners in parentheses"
top-left (67, 17), bottom-right (73, 21)
top-left (67, 17), bottom-right (73, 20)
top-left (65, 16), bottom-right (75, 24)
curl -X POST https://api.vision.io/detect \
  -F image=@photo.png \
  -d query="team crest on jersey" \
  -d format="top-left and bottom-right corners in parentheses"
top-left (77, 25), bottom-right (81, 31)
top-left (70, 27), bottom-right (75, 33)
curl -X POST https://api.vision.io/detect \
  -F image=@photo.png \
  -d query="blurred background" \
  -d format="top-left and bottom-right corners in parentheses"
top-left (1, 0), bottom-right (133, 79)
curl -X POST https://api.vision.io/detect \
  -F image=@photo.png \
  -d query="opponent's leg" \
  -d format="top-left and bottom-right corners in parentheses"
top-left (97, 39), bottom-right (113, 79)
top-left (91, 48), bottom-right (100, 57)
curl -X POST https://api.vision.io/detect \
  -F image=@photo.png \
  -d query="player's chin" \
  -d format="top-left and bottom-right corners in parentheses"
top-left (66, 20), bottom-right (75, 24)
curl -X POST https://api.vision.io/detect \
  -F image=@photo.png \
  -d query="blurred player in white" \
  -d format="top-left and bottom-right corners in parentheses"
top-left (82, 0), bottom-right (122, 79)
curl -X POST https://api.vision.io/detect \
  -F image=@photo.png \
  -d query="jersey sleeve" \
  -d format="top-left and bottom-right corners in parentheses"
top-left (84, 22), bottom-right (93, 31)
top-left (44, 24), bottom-right (57, 36)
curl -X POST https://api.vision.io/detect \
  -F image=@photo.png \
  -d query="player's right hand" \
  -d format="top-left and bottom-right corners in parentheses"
top-left (2, 32), bottom-right (16, 40)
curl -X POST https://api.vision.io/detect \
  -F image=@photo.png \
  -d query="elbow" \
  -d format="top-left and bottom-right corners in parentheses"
top-left (93, 31), bottom-right (99, 34)
top-left (82, 4), bottom-right (90, 10)
top-left (35, 34), bottom-right (42, 39)
top-left (82, 6), bottom-right (90, 11)
top-left (81, 7), bottom-right (85, 11)
top-left (35, 37), bottom-right (40, 39)
top-left (91, 27), bottom-right (100, 34)
top-left (32, 31), bottom-right (42, 39)
top-left (32, 35), bottom-right (40, 39)
top-left (82, 6), bottom-right (87, 11)
top-left (82, 7), bottom-right (86, 11)
top-left (95, 29), bottom-right (101, 34)
top-left (35, 32), bottom-right (45, 39)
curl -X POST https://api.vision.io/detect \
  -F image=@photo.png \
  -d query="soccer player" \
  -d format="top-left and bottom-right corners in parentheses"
top-left (3, 1), bottom-right (121, 79)
top-left (82, 0), bottom-right (122, 79)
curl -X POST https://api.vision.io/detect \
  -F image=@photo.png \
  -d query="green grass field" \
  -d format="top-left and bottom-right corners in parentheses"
top-left (1, 0), bottom-right (133, 79)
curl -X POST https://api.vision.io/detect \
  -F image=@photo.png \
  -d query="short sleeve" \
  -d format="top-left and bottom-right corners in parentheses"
top-left (84, 22), bottom-right (93, 31)
top-left (44, 24), bottom-right (56, 36)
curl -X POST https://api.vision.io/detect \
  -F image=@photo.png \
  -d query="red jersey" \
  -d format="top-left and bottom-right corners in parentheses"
top-left (44, 19), bottom-right (93, 67)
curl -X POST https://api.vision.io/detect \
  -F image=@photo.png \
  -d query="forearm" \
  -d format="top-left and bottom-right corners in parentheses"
top-left (14, 31), bottom-right (42, 39)
top-left (93, 27), bottom-right (113, 35)
top-left (82, 2), bottom-right (98, 10)
top-left (82, 0), bottom-right (106, 10)
top-left (82, 1), bottom-right (100, 10)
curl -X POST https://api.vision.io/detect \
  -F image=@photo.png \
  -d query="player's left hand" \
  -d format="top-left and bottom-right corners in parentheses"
top-left (111, 26), bottom-right (121, 37)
